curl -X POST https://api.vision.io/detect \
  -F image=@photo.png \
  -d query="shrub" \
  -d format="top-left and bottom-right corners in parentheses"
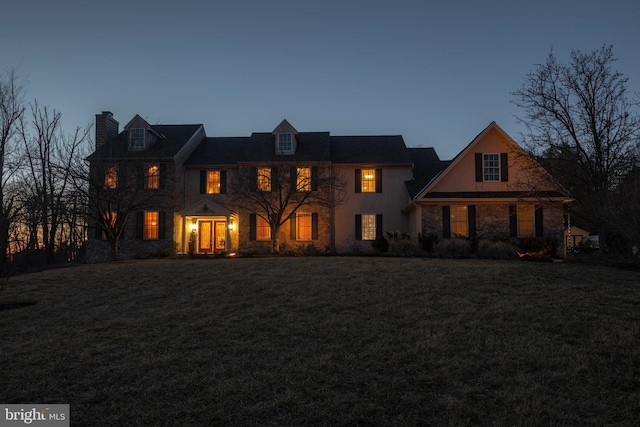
top-left (387, 233), bottom-right (423, 256)
top-left (371, 234), bottom-right (389, 253)
top-left (476, 240), bottom-right (519, 260)
top-left (518, 237), bottom-right (559, 258)
top-left (433, 239), bottom-right (472, 259)
top-left (419, 233), bottom-right (439, 252)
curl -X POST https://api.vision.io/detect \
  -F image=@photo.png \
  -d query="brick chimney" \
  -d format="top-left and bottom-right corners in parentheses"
top-left (95, 111), bottom-right (119, 151)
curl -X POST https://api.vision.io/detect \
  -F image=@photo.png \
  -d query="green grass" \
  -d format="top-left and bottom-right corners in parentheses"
top-left (1, 257), bottom-right (639, 426)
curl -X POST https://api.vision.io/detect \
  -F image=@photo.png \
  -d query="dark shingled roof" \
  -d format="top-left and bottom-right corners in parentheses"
top-left (185, 133), bottom-right (410, 166)
top-left (405, 147), bottom-right (450, 198)
top-left (87, 124), bottom-right (202, 160)
top-left (330, 135), bottom-right (412, 164)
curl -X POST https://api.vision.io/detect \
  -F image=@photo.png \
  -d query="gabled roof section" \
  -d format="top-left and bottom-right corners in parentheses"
top-left (124, 114), bottom-right (165, 140)
top-left (412, 121), bottom-right (571, 201)
top-left (272, 119), bottom-right (298, 135)
top-left (330, 135), bottom-right (412, 165)
top-left (87, 123), bottom-right (204, 160)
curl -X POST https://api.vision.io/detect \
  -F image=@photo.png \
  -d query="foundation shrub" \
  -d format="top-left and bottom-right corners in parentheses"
top-left (434, 238), bottom-right (472, 259)
top-left (418, 232), bottom-right (439, 252)
top-left (371, 234), bottom-right (389, 253)
top-left (476, 239), bottom-right (519, 260)
top-left (385, 232), bottom-right (423, 256)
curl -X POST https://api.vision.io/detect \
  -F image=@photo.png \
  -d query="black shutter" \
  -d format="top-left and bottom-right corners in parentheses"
top-left (220, 170), bottom-right (227, 194)
top-left (535, 206), bottom-right (544, 237)
top-left (375, 169), bottom-right (382, 193)
top-left (249, 167), bottom-right (257, 192)
top-left (355, 169), bottom-right (362, 193)
top-left (158, 211), bottom-right (166, 239)
top-left (94, 217), bottom-right (103, 239)
top-left (312, 213), bottom-right (318, 240)
top-left (290, 216), bottom-right (297, 240)
top-left (270, 167), bottom-right (278, 191)
top-left (509, 205), bottom-right (518, 237)
top-left (468, 205), bottom-right (476, 238)
top-left (501, 153), bottom-right (509, 182)
top-left (249, 213), bottom-right (256, 240)
top-left (159, 163), bottom-right (167, 189)
top-left (355, 214), bottom-right (362, 240)
top-left (376, 214), bottom-right (383, 239)
top-left (442, 206), bottom-right (451, 238)
top-left (475, 153), bottom-right (483, 182)
top-left (136, 211), bottom-right (144, 239)
top-left (290, 167), bottom-right (297, 191)
top-left (311, 167), bottom-right (319, 191)
top-left (138, 164), bottom-right (144, 189)
top-left (118, 211), bottom-right (125, 238)
top-left (199, 170), bottom-right (206, 194)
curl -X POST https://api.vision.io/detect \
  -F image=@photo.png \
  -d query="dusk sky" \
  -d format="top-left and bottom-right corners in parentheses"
top-left (3, 0), bottom-right (639, 160)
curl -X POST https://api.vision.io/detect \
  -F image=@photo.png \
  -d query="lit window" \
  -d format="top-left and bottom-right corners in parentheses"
top-left (297, 167), bottom-right (311, 191)
top-left (517, 205), bottom-right (534, 237)
top-left (257, 168), bottom-right (271, 191)
top-left (104, 165), bottom-right (118, 189)
top-left (483, 154), bottom-right (500, 181)
top-left (146, 164), bottom-right (159, 189)
top-left (361, 169), bottom-right (376, 192)
top-left (361, 214), bottom-right (376, 241)
top-left (129, 128), bottom-right (145, 150)
top-left (257, 215), bottom-right (271, 241)
top-left (278, 133), bottom-right (292, 153)
top-left (450, 206), bottom-right (468, 237)
top-left (102, 211), bottom-right (117, 240)
top-left (144, 211), bottom-right (159, 239)
top-left (207, 171), bottom-right (220, 194)
top-left (297, 213), bottom-right (312, 240)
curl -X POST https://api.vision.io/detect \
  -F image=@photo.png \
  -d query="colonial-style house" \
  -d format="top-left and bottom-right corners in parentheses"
top-left (86, 113), bottom-right (571, 262)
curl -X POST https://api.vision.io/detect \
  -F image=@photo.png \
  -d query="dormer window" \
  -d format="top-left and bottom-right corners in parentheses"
top-left (129, 128), bottom-right (145, 150)
top-left (277, 133), bottom-right (293, 154)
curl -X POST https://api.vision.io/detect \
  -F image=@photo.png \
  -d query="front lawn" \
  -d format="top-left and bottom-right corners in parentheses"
top-left (1, 258), bottom-right (638, 425)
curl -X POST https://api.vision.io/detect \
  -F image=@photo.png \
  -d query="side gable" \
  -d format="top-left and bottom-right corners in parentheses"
top-left (415, 122), bottom-right (570, 202)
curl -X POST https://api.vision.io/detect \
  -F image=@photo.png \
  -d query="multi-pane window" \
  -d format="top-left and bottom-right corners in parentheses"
top-left (483, 154), bottom-right (500, 181)
top-left (257, 168), bottom-right (271, 191)
top-left (207, 170), bottom-right (220, 194)
top-left (297, 213), bottom-right (312, 240)
top-left (278, 133), bottom-right (292, 153)
top-left (361, 169), bottom-right (376, 192)
top-left (146, 164), bottom-right (159, 189)
top-left (450, 205), bottom-right (468, 237)
top-left (129, 128), bottom-right (145, 150)
top-left (517, 205), bottom-right (534, 237)
top-left (104, 165), bottom-right (118, 189)
top-left (297, 167), bottom-right (311, 191)
top-left (144, 211), bottom-right (159, 239)
top-left (361, 214), bottom-right (376, 241)
top-left (257, 215), bottom-right (271, 241)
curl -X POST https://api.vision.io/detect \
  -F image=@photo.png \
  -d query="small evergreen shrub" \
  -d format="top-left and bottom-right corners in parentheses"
top-left (419, 233), bottom-right (439, 252)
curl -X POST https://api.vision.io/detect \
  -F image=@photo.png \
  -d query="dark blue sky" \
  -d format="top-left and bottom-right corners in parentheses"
top-left (3, 0), bottom-right (639, 159)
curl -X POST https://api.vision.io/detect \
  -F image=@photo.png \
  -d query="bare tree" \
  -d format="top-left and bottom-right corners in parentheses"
top-left (512, 45), bottom-right (640, 249)
top-left (226, 162), bottom-right (347, 253)
top-left (18, 101), bottom-right (90, 263)
top-left (0, 67), bottom-right (26, 266)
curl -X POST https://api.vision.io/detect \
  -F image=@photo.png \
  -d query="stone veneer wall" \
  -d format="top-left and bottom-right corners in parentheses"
top-left (421, 203), bottom-right (566, 250)
top-left (238, 208), bottom-right (331, 254)
top-left (85, 212), bottom-right (175, 263)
